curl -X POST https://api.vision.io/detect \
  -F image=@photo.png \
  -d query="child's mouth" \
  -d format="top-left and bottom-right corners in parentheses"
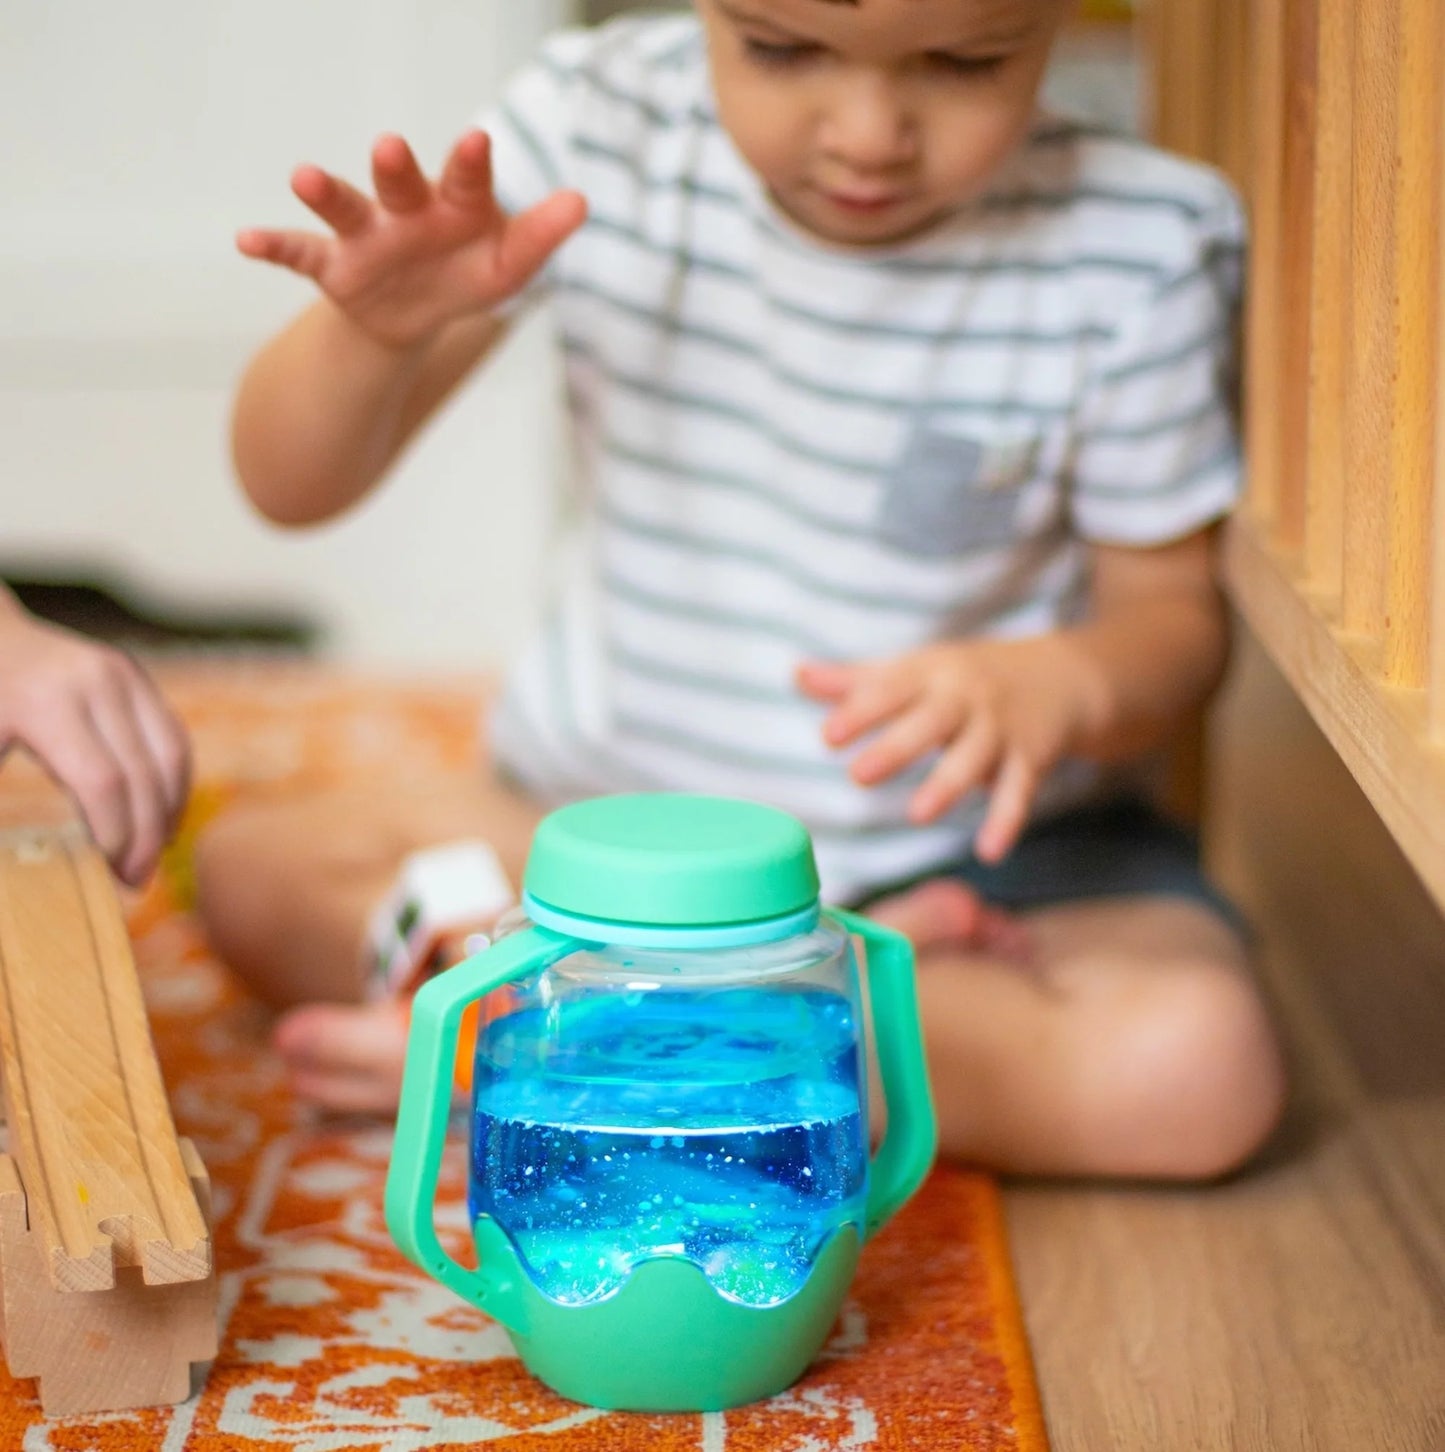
top-left (821, 189), bottom-right (906, 215)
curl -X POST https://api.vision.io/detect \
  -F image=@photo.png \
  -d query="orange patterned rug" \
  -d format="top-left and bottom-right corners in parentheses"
top-left (0, 664), bottom-right (1048, 1451)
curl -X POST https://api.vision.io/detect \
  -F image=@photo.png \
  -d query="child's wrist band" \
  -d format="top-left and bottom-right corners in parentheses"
top-left (364, 840), bottom-right (516, 999)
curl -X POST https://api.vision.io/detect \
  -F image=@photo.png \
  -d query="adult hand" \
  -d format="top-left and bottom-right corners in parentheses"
top-left (0, 609), bottom-right (190, 885)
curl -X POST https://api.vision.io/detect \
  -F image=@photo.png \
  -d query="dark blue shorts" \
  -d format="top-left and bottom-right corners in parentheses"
top-left (858, 795), bottom-right (1245, 931)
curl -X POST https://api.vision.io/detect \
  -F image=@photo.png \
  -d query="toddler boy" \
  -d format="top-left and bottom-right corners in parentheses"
top-left (199, 0), bottom-right (1285, 1176)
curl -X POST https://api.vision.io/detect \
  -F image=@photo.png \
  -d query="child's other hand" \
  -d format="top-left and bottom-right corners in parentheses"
top-left (0, 610), bottom-right (190, 886)
top-left (797, 637), bottom-right (1098, 863)
top-left (236, 130), bottom-right (587, 351)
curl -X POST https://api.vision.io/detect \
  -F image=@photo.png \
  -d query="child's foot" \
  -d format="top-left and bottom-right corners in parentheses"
top-left (280, 914), bottom-right (504, 1115)
top-left (864, 878), bottom-right (1033, 963)
top-left (273, 997), bottom-right (410, 1116)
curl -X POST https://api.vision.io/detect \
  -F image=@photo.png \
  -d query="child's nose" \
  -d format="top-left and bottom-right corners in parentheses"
top-left (819, 74), bottom-right (917, 173)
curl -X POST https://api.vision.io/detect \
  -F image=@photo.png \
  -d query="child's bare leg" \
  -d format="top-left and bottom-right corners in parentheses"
top-left (868, 891), bottom-right (1286, 1180)
top-left (194, 769), bottom-right (545, 1114)
top-left (194, 769), bottom-right (544, 1009)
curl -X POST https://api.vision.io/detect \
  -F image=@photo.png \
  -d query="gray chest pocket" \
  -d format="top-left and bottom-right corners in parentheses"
top-left (877, 425), bottom-right (1038, 557)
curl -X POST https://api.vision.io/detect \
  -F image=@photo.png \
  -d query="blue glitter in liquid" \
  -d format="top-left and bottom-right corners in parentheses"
top-left (468, 985), bottom-right (867, 1307)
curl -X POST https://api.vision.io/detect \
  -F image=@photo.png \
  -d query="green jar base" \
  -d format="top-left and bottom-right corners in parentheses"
top-left (473, 1216), bottom-right (862, 1412)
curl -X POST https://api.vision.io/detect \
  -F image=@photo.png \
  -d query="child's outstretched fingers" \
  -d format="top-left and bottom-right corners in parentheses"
top-left (807, 658), bottom-right (981, 790)
top-left (804, 640), bottom-right (1075, 857)
top-left (235, 223), bottom-right (333, 281)
top-left (796, 658), bottom-right (916, 749)
top-left (235, 164), bottom-right (375, 274)
top-left (437, 128), bottom-right (499, 212)
top-left (291, 163), bottom-right (374, 237)
top-left (851, 692), bottom-right (975, 786)
top-left (236, 128), bottom-right (586, 349)
top-left (973, 752), bottom-right (1036, 863)
top-left (495, 188), bottom-right (589, 292)
top-left (795, 659), bottom-right (851, 701)
top-left (906, 715), bottom-right (1001, 823)
top-left (370, 133), bottom-right (432, 214)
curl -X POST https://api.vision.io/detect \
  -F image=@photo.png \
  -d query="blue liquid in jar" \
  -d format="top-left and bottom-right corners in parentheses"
top-left (468, 985), bottom-right (867, 1308)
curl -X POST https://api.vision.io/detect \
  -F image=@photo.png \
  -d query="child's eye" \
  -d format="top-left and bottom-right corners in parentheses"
top-left (929, 53), bottom-right (1008, 78)
top-left (744, 37), bottom-right (819, 68)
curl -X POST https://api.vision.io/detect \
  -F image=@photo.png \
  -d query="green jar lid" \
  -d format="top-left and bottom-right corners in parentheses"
top-left (523, 793), bottom-right (820, 929)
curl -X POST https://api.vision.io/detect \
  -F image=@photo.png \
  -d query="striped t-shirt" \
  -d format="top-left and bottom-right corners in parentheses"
top-left (478, 15), bottom-right (1245, 905)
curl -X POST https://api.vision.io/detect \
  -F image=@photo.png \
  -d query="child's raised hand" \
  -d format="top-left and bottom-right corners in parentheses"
top-left (237, 130), bottom-right (587, 350)
top-left (0, 608), bottom-right (191, 886)
top-left (797, 637), bottom-right (1099, 863)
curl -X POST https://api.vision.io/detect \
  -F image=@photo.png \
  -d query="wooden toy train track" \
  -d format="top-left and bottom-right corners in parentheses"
top-left (0, 824), bottom-right (217, 1415)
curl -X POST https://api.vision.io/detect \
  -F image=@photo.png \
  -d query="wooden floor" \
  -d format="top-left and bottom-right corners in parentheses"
top-left (1005, 629), bottom-right (1445, 1451)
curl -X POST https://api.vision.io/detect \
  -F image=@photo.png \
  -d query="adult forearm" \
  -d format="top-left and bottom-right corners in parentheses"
top-left (1064, 586), bottom-right (1229, 762)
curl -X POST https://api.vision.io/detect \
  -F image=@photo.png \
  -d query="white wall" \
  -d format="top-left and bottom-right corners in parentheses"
top-left (0, 0), bottom-right (575, 667)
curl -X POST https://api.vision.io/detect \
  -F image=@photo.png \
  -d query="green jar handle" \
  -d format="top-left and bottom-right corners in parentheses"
top-left (384, 924), bottom-right (581, 1334)
top-left (829, 908), bottom-right (938, 1239)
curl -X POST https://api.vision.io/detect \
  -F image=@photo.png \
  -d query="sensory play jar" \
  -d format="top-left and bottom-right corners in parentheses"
top-left (385, 793), bottom-right (936, 1412)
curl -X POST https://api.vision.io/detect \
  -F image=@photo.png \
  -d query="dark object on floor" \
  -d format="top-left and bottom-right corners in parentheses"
top-left (3, 573), bottom-right (318, 654)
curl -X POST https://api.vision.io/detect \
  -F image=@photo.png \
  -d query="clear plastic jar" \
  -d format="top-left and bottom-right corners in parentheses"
top-left (466, 910), bottom-right (868, 1306)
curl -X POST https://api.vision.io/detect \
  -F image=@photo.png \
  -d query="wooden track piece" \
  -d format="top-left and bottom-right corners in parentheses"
top-left (0, 1141), bottom-right (218, 1416)
top-left (0, 825), bottom-right (218, 1412)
